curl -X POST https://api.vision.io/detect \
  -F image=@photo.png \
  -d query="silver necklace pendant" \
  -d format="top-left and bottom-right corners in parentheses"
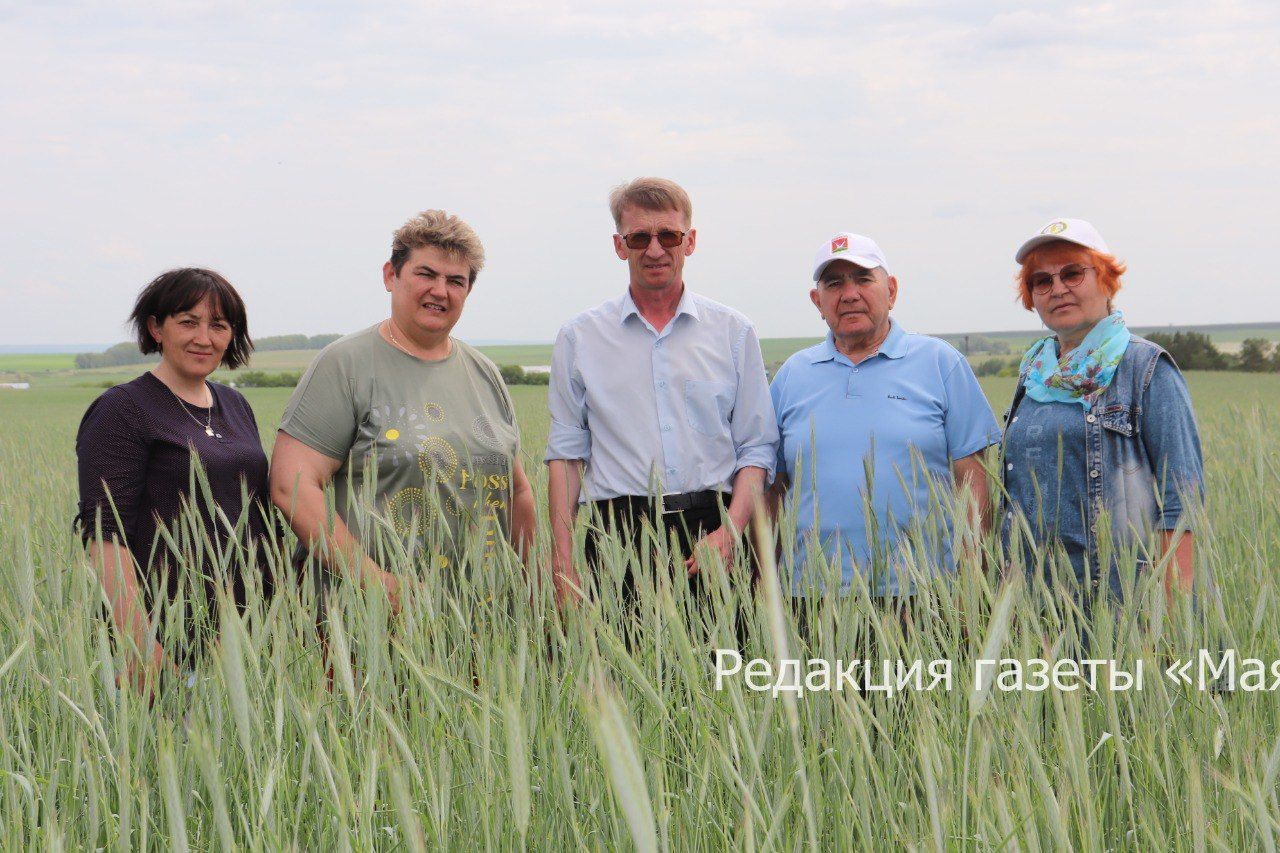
top-left (205, 427), bottom-right (215, 437)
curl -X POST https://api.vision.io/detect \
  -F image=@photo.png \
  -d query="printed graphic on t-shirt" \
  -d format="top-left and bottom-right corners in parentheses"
top-left (370, 401), bottom-right (515, 566)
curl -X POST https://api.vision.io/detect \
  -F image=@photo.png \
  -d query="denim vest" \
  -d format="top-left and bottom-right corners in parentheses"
top-left (1000, 334), bottom-right (1203, 594)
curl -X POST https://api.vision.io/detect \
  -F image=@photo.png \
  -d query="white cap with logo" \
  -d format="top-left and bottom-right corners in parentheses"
top-left (812, 232), bottom-right (891, 281)
top-left (1015, 218), bottom-right (1109, 263)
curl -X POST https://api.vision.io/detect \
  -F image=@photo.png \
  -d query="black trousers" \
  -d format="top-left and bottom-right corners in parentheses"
top-left (583, 494), bottom-right (750, 648)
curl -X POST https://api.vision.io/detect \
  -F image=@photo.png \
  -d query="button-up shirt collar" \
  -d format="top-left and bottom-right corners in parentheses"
top-left (619, 287), bottom-right (702, 335)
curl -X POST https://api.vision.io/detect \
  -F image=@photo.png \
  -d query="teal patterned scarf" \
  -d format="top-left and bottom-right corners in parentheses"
top-left (1019, 311), bottom-right (1129, 410)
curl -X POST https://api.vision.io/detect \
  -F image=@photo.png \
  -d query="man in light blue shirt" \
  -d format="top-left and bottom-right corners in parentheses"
top-left (545, 177), bottom-right (778, 608)
top-left (769, 232), bottom-right (1000, 598)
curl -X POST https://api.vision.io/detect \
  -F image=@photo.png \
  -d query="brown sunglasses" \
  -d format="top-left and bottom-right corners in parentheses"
top-left (1029, 264), bottom-right (1094, 294)
top-left (619, 230), bottom-right (687, 250)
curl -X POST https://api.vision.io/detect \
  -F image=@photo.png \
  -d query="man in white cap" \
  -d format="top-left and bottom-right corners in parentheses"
top-left (768, 232), bottom-right (1001, 604)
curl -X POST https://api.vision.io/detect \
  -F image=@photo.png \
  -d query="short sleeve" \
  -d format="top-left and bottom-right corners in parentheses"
top-left (75, 388), bottom-right (148, 545)
top-left (278, 347), bottom-right (358, 460)
top-left (941, 357), bottom-right (1001, 461)
top-left (475, 351), bottom-right (521, 456)
top-left (499, 382), bottom-right (519, 455)
top-left (1140, 355), bottom-right (1204, 529)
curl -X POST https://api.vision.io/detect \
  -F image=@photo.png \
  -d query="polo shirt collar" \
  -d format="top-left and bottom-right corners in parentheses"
top-left (809, 318), bottom-right (908, 364)
top-left (879, 318), bottom-right (908, 359)
top-left (619, 286), bottom-right (701, 326)
top-left (809, 335), bottom-right (840, 364)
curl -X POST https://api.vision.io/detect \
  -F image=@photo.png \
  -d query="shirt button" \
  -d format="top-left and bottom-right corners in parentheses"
top-left (666, 467), bottom-right (677, 475)
top-left (657, 380), bottom-right (666, 388)
top-left (1089, 469), bottom-right (1099, 478)
top-left (1011, 416), bottom-right (1018, 424)
top-left (662, 424), bottom-right (671, 432)
top-left (1086, 414), bottom-right (1097, 423)
top-left (853, 367), bottom-right (859, 373)
top-left (1006, 511), bottom-right (1014, 520)
top-left (1006, 463), bottom-right (1013, 471)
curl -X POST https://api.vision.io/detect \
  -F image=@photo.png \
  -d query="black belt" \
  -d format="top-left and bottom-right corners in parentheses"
top-left (594, 490), bottom-right (726, 517)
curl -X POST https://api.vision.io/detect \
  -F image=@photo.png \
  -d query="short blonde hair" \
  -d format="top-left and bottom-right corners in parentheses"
top-left (390, 209), bottom-right (485, 284)
top-left (608, 177), bottom-right (693, 230)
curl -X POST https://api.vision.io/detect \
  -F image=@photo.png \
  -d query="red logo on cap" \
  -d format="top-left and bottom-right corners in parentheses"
top-left (831, 236), bottom-right (849, 253)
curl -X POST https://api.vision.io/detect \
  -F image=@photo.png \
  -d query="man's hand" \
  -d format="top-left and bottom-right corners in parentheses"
top-left (546, 459), bottom-right (585, 609)
top-left (550, 552), bottom-right (585, 609)
top-left (688, 467), bottom-right (765, 576)
top-left (686, 525), bottom-right (736, 576)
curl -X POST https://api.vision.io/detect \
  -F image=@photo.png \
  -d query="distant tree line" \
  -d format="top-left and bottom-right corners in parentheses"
top-left (68, 330), bottom-right (1280, 375)
top-left (73, 342), bottom-right (160, 369)
top-left (252, 334), bottom-right (342, 351)
top-left (74, 333), bottom-right (342, 369)
top-left (968, 333), bottom-right (1280, 376)
top-left (233, 365), bottom-right (550, 389)
top-left (935, 334), bottom-right (1012, 356)
top-left (499, 365), bottom-right (550, 386)
top-left (1145, 331), bottom-right (1280, 372)
top-left (974, 357), bottom-right (1021, 377)
top-left (234, 371), bottom-right (303, 388)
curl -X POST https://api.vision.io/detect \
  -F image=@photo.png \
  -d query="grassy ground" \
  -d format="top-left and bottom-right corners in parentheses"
top-left (3, 372), bottom-right (1280, 847)
top-left (0, 353), bottom-right (78, 373)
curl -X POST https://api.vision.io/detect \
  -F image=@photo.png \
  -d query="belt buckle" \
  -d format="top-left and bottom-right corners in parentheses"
top-left (660, 492), bottom-right (683, 515)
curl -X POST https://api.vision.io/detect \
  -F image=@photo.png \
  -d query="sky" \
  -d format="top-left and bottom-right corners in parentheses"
top-left (1, 1), bottom-right (1278, 346)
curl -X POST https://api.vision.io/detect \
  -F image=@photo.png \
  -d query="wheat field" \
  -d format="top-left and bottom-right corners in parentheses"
top-left (2, 372), bottom-right (1279, 849)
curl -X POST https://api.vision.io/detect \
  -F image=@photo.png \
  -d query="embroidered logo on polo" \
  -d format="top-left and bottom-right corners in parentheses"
top-left (831, 236), bottom-right (849, 253)
top-left (1042, 221), bottom-right (1068, 235)
top-left (887, 393), bottom-right (907, 401)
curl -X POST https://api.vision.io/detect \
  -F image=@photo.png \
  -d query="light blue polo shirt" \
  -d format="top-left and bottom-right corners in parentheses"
top-left (770, 320), bottom-right (1000, 597)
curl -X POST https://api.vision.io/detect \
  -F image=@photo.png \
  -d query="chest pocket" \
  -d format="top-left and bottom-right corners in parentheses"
top-left (1098, 405), bottom-right (1137, 437)
top-left (685, 380), bottom-right (735, 437)
top-left (1098, 404), bottom-right (1144, 475)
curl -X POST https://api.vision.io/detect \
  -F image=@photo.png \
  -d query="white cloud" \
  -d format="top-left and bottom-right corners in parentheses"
top-left (0, 0), bottom-right (1277, 344)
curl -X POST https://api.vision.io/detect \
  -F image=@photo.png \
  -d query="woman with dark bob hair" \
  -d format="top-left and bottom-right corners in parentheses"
top-left (75, 268), bottom-right (274, 692)
top-left (1000, 219), bottom-right (1204, 605)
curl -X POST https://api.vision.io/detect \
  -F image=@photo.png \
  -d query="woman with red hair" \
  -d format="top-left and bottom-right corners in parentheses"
top-left (1000, 219), bottom-right (1203, 606)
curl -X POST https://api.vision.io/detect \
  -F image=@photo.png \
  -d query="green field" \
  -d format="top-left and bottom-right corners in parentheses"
top-left (971, 322), bottom-right (1280, 348)
top-left (6, 320), bottom-right (1277, 387)
top-left (4, 373), bottom-right (1280, 847)
top-left (0, 352), bottom-right (77, 373)
top-left (260, 321), bottom-right (1277, 367)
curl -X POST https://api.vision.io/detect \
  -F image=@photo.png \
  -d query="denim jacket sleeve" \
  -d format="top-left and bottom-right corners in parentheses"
top-left (1139, 354), bottom-right (1204, 529)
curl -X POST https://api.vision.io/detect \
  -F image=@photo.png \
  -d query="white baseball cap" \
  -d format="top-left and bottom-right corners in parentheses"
top-left (812, 232), bottom-right (891, 281)
top-left (1015, 218), bottom-right (1109, 263)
